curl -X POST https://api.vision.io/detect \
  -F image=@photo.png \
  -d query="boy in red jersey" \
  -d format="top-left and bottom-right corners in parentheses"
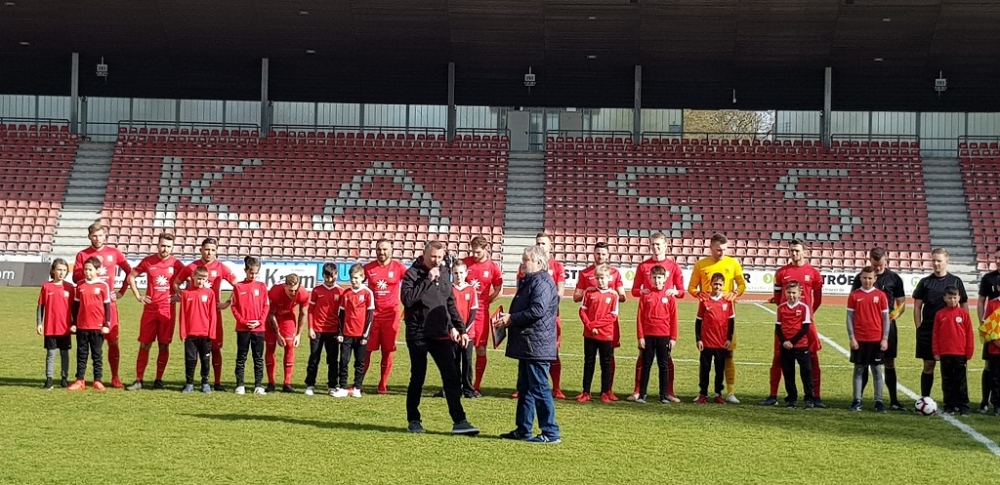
top-left (37, 259), bottom-right (74, 389)
top-left (933, 286), bottom-right (975, 416)
top-left (363, 239), bottom-right (408, 394)
top-left (449, 261), bottom-right (479, 398)
top-left (173, 237), bottom-right (238, 391)
top-left (629, 232), bottom-right (684, 402)
top-left (636, 265), bottom-right (678, 404)
top-left (695, 273), bottom-right (735, 405)
top-left (335, 264), bottom-right (375, 398)
top-left (577, 264), bottom-right (619, 403)
top-left (764, 239), bottom-right (825, 407)
top-left (179, 267), bottom-right (217, 394)
top-left (231, 256), bottom-right (269, 395)
top-left (574, 242), bottom-right (627, 394)
top-left (73, 222), bottom-right (131, 388)
top-left (125, 233), bottom-right (186, 391)
top-left (67, 257), bottom-right (112, 391)
top-left (775, 281), bottom-right (816, 408)
top-left (305, 263), bottom-right (343, 397)
top-left (847, 266), bottom-right (891, 413)
top-left (462, 236), bottom-right (502, 396)
top-left (266, 274), bottom-right (309, 393)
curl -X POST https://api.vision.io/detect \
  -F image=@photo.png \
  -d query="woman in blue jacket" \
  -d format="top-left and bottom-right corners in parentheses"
top-left (495, 246), bottom-right (561, 444)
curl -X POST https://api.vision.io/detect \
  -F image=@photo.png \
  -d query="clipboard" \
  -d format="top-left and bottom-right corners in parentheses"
top-left (491, 306), bottom-right (506, 349)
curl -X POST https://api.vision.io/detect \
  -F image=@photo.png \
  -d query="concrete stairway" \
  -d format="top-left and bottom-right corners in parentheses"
top-left (921, 157), bottom-right (978, 281)
top-left (49, 142), bottom-right (116, 262)
top-left (501, 152), bottom-right (546, 281)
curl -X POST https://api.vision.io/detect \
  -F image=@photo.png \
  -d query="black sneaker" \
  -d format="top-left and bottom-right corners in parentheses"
top-left (804, 400), bottom-right (815, 410)
top-left (463, 391), bottom-right (476, 399)
top-left (760, 396), bottom-right (779, 406)
top-left (785, 400), bottom-right (797, 408)
top-left (265, 383), bottom-right (276, 393)
top-left (875, 401), bottom-right (887, 413)
top-left (526, 434), bottom-right (562, 444)
top-left (152, 379), bottom-right (165, 390)
top-left (60, 378), bottom-right (69, 388)
top-left (214, 384), bottom-right (227, 392)
top-left (407, 420), bottom-right (425, 434)
top-left (942, 407), bottom-right (956, 416)
top-left (432, 390), bottom-right (444, 398)
top-left (849, 400), bottom-right (862, 412)
top-left (499, 430), bottom-right (529, 440)
top-left (43, 378), bottom-right (53, 390)
top-left (281, 385), bottom-right (295, 393)
top-left (993, 407), bottom-right (1000, 417)
top-left (472, 390), bottom-right (483, 398)
top-left (125, 380), bottom-right (143, 391)
top-left (452, 420), bottom-right (480, 436)
top-left (889, 402), bottom-right (906, 412)
top-left (811, 399), bottom-right (826, 409)
top-left (960, 408), bottom-right (971, 417)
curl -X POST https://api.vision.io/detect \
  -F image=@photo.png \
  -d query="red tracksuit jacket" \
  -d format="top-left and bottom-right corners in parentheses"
top-left (933, 306), bottom-right (974, 359)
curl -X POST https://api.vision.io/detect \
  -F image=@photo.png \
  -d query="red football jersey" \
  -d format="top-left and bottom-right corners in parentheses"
top-left (517, 258), bottom-right (566, 286)
top-left (773, 263), bottom-right (824, 308)
top-left (341, 286), bottom-right (375, 338)
top-left (73, 245), bottom-right (131, 292)
top-left (310, 284), bottom-right (343, 333)
top-left (231, 280), bottom-right (269, 333)
top-left (176, 260), bottom-right (237, 300)
top-left (452, 283), bottom-right (479, 334)
top-left (776, 300), bottom-right (812, 349)
top-left (577, 265), bottom-right (625, 292)
top-left (697, 296), bottom-right (735, 349)
top-left (933, 306), bottom-right (975, 359)
top-left (580, 288), bottom-right (619, 341)
top-left (134, 254), bottom-right (186, 307)
top-left (268, 284), bottom-right (309, 321)
top-left (38, 281), bottom-right (74, 336)
top-left (74, 280), bottom-right (111, 331)
top-left (847, 287), bottom-right (890, 342)
top-left (637, 287), bottom-right (679, 339)
top-left (632, 257), bottom-right (685, 298)
top-left (180, 287), bottom-right (217, 340)
top-left (462, 256), bottom-right (502, 310)
top-left (363, 260), bottom-right (407, 314)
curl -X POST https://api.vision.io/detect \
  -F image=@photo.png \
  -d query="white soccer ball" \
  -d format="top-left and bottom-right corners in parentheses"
top-left (914, 396), bottom-right (937, 416)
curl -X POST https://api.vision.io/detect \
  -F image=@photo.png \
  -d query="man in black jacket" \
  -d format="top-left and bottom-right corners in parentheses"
top-left (401, 241), bottom-right (480, 435)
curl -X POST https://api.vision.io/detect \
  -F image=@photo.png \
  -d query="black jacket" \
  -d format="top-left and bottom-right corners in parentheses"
top-left (401, 257), bottom-right (466, 342)
top-left (505, 270), bottom-right (559, 361)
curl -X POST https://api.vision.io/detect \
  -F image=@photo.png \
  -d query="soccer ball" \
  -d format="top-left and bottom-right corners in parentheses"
top-left (914, 396), bottom-right (937, 416)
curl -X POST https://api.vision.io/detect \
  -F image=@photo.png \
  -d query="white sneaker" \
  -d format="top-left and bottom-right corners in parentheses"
top-left (726, 393), bottom-right (740, 404)
top-left (235, 386), bottom-right (246, 395)
top-left (332, 388), bottom-right (350, 398)
top-left (253, 386), bottom-right (267, 395)
top-left (305, 386), bottom-right (315, 396)
top-left (329, 388), bottom-right (341, 397)
top-left (350, 387), bottom-right (362, 398)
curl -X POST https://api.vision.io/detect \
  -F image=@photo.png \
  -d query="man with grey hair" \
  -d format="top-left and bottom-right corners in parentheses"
top-left (401, 241), bottom-right (479, 435)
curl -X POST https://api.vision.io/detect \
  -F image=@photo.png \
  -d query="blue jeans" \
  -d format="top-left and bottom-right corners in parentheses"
top-left (515, 360), bottom-right (560, 439)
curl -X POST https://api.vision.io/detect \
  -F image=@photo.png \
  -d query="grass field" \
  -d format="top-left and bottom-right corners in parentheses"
top-left (2, 287), bottom-right (999, 484)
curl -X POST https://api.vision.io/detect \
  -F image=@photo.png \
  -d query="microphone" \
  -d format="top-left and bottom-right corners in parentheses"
top-left (434, 262), bottom-right (445, 286)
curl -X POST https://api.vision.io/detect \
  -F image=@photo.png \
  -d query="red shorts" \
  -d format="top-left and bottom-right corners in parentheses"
top-left (105, 302), bottom-right (121, 344)
top-left (368, 309), bottom-right (400, 352)
top-left (471, 311), bottom-right (490, 348)
top-left (265, 319), bottom-right (297, 344)
top-left (138, 306), bottom-right (175, 345)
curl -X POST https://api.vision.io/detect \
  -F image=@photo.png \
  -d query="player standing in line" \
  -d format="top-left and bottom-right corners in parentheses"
top-left (266, 274), bottom-right (309, 393)
top-left (461, 236), bottom-right (502, 397)
top-left (933, 286), bottom-right (975, 416)
top-left (688, 234), bottom-right (746, 404)
top-left (179, 267), bottom-right (217, 394)
top-left (573, 242), bottom-right (627, 393)
top-left (449, 261), bottom-right (479, 397)
top-left (694, 273), bottom-right (735, 405)
top-left (363, 239), bottom-right (408, 394)
top-left (67, 257), bottom-right (112, 391)
top-left (975, 247), bottom-right (1000, 414)
top-left (577, 264), bottom-right (619, 403)
top-left (73, 222), bottom-right (131, 389)
top-left (305, 263), bottom-right (343, 397)
top-left (635, 265), bottom-right (677, 404)
top-left (514, 232), bottom-right (567, 399)
top-left (763, 239), bottom-right (824, 407)
top-left (775, 282), bottom-right (816, 409)
top-left (230, 256), bottom-right (269, 395)
top-left (335, 264), bottom-right (375, 398)
top-left (852, 247), bottom-right (907, 411)
top-left (37, 259), bottom-right (74, 389)
top-left (173, 237), bottom-right (238, 391)
top-left (125, 233), bottom-right (186, 391)
top-left (913, 248), bottom-right (969, 398)
top-left (630, 232), bottom-right (685, 402)
top-left (847, 266), bottom-right (890, 413)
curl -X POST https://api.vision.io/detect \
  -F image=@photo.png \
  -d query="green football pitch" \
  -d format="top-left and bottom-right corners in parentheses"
top-left (1, 287), bottom-right (998, 484)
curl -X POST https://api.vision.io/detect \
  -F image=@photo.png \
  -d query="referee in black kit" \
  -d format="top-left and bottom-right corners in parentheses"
top-left (912, 248), bottom-right (969, 398)
top-left (400, 241), bottom-right (480, 436)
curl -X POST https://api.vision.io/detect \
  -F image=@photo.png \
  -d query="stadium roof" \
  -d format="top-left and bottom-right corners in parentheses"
top-left (2, 0), bottom-right (999, 111)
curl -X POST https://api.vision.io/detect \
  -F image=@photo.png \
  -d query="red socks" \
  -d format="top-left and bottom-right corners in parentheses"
top-left (265, 342), bottom-right (277, 385)
top-left (135, 348), bottom-right (150, 381)
top-left (769, 356), bottom-right (782, 396)
top-left (108, 344), bottom-right (120, 381)
top-left (283, 346), bottom-right (295, 385)
top-left (211, 348), bottom-right (223, 386)
top-left (550, 358), bottom-right (562, 391)
top-left (155, 348), bottom-right (169, 381)
top-left (811, 352), bottom-right (822, 398)
top-left (380, 351), bottom-right (393, 390)
top-left (364, 351), bottom-right (372, 375)
top-left (667, 358), bottom-right (675, 396)
top-left (474, 354), bottom-right (487, 390)
top-left (633, 358), bottom-right (642, 394)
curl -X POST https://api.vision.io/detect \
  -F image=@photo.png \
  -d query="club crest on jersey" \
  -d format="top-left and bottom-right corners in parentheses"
top-left (106, 255), bottom-right (114, 262)
top-left (722, 304), bottom-right (728, 311)
top-left (464, 294), bottom-right (471, 301)
top-left (93, 288), bottom-right (101, 295)
top-left (605, 297), bottom-right (612, 305)
top-left (874, 296), bottom-right (880, 303)
top-left (210, 270), bottom-right (217, 278)
top-left (253, 289), bottom-right (259, 296)
top-left (168, 267), bottom-right (174, 274)
top-left (388, 271), bottom-right (395, 278)
top-left (359, 295), bottom-right (366, 303)
top-left (957, 317), bottom-right (963, 323)
top-left (64, 291), bottom-right (70, 298)
top-left (201, 295), bottom-right (209, 303)
top-left (795, 310), bottom-right (802, 316)
top-left (483, 271), bottom-right (490, 278)
top-left (804, 275), bottom-right (811, 282)
top-left (661, 297), bottom-right (669, 304)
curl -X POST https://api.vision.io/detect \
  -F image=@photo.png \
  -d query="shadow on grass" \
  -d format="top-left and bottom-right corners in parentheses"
top-left (0, 376), bottom-right (51, 389)
top-left (187, 413), bottom-right (480, 437)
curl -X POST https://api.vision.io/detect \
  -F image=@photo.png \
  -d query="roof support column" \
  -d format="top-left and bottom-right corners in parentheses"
top-left (822, 66), bottom-right (832, 148)
top-left (261, 58), bottom-right (270, 135)
top-left (633, 65), bottom-right (642, 146)
top-left (447, 62), bottom-right (456, 143)
top-left (70, 53), bottom-right (79, 134)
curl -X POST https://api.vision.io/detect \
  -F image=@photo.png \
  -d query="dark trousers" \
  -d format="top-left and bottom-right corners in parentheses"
top-left (988, 355), bottom-right (1000, 409)
top-left (453, 341), bottom-right (475, 394)
top-left (406, 338), bottom-right (467, 424)
top-left (75, 330), bottom-right (105, 381)
top-left (184, 337), bottom-right (212, 385)
top-left (639, 336), bottom-right (671, 399)
top-left (780, 347), bottom-right (814, 402)
top-left (306, 332), bottom-right (340, 388)
top-left (940, 355), bottom-right (970, 412)
top-left (515, 360), bottom-right (560, 438)
top-left (235, 331), bottom-right (265, 387)
top-left (339, 337), bottom-right (367, 390)
top-left (582, 338), bottom-right (614, 394)
top-left (699, 348), bottom-right (729, 396)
